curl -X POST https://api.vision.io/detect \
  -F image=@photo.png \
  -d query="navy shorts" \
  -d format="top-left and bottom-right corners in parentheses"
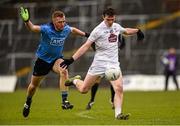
top-left (33, 58), bottom-right (56, 76)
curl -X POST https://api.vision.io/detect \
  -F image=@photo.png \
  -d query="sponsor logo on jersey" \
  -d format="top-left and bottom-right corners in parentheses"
top-left (50, 37), bottom-right (64, 46)
top-left (108, 33), bottom-right (117, 43)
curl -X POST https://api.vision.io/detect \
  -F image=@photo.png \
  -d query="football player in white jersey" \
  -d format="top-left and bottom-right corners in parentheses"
top-left (86, 35), bottom-right (125, 110)
top-left (60, 7), bottom-right (144, 119)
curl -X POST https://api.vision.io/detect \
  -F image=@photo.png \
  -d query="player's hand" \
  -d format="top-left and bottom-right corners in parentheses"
top-left (137, 29), bottom-right (144, 41)
top-left (118, 34), bottom-right (125, 49)
top-left (85, 32), bottom-right (90, 38)
top-left (91, 42), bottom-right (96, 51)
top-left (20, 7), bottom-right (30, 22)
top-left (60, 57), bottom-right (74, 68)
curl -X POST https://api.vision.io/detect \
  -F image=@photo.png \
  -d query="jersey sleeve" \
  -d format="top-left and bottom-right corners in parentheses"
top-left (88, 28), bottom-right (100, 42)
top-left (40, 24), bottom-right (48, 33)
top-left (69, 26), bottom-right (73, 32)
top-left (64, 24), bottom-right (72, 35)
top-left (118, 24), bottom-right (126, 34)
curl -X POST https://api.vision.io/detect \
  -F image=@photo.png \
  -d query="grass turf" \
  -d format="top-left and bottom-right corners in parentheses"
top-left (0, 88), bottom-right (180, 125)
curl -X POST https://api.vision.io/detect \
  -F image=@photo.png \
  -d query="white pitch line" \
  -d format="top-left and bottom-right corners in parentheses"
top-left (76, 111), bottom-right (95, 119)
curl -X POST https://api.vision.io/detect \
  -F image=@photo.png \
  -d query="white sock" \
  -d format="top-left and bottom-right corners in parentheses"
top-left (73, 79), bottom-right (78, 85)
top-left (115, 107), bottom-right (122, 118)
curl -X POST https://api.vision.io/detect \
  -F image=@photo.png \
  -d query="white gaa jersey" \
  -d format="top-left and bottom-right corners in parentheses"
top-left (87, 21), bottom-right (126, 75)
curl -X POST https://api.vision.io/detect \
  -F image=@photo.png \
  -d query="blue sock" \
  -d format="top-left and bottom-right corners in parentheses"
top-left (61, 91), bottom-right (68, 102)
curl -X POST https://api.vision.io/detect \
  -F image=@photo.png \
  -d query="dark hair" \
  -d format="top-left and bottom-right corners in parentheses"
top-left (103, 8), bottom-right (116, 17)
top-left (52, 10), bottom-right (65, 19)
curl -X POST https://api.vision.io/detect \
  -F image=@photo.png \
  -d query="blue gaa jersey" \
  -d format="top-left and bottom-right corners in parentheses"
top-left (36, 23), bottom-right (71, 63)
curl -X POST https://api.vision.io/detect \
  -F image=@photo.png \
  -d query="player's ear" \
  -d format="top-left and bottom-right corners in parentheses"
top-left (102, 15), bottom-right (105, 20)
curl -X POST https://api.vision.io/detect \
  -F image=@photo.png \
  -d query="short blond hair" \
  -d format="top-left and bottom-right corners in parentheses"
top-left (52, 10), bottom-right (65, 19)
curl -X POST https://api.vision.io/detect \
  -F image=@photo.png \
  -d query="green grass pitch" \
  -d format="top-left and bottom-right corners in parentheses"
top-left (0, 88), bottom-right (180, 125)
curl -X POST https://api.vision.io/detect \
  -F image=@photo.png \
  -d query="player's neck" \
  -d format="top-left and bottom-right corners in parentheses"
top-left (104, 21), bottom-right (113, 27)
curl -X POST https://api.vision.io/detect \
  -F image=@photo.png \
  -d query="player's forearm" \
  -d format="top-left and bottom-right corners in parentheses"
top-left (71, 27), bottom-right (90, 37)
top-left (25, 20), bottom-right (40, 33)
top-left (124, 28), bottom-right (139, 35)
top-left (71, 27), bottom-right (87, 37)
top-left (72, 43), bottom-right (90, 60)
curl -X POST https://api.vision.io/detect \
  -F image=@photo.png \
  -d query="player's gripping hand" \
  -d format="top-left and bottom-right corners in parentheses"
top-left (20, 7), bottom-right (30, 22)
top-left (137, 29), bottom-right (144, 41)
top-left (118, 34), bottom-right (126, 49)
top-left (91, 42), bottom-right (96, 51)
top-left (60, 57), bottom-right (74, 68)
top-left (85, 32), bottom-right (90, 38)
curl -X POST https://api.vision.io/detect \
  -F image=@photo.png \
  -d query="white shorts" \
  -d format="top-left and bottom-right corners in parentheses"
top-left (87, 62), bottom-right (122, 77)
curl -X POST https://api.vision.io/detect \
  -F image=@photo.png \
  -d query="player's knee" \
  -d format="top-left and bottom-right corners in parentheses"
top-left (29, 83), bottom-right (38, 89)
top-left (79, 89), bottom-right (88, 94)
top-left (79, 87), bottom-right (89, 94)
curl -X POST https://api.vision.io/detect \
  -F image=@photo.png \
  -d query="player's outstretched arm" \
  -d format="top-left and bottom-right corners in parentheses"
top-left (60, 40), bottom-right (92, 68)
top-left (72, 40), bottom-right (92, 60)
top-left (124, 28), bottom-right (144, 41)
top-left (71, 27), bottom-right (90, 38)
top-left (20, 7), bottom-right (40, 33)
top-left (124, 28), bottom-right (139, 35)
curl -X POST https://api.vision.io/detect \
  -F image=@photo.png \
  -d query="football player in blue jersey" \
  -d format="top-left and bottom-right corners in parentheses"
top-left (20, 7), bottom-right (89, 117)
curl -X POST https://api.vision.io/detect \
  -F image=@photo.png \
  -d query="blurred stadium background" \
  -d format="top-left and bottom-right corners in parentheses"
top-left (0, 0), bottom-right (180, 90)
